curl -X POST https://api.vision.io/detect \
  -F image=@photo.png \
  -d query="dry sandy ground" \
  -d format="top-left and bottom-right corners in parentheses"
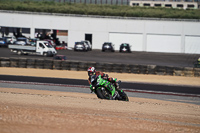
top-left (0, 67), bottom-right (200, 133)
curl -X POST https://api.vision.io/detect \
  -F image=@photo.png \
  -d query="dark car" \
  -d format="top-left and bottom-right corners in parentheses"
top-left (102, 42), bottom-right (115, 52)
top-left (119, 43), bottom-right (131, 53)
top-left (29, 38), bottom-right (40, 46)
top-left (54, 55), bottom-right (67, 61)
top-left (74, 42), bottom-right (88, 51)
top-left (0, 38), bottom-right (5, 47)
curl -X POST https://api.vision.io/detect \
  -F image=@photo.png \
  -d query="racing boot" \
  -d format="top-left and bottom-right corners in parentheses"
top-left (118, 89), bottom-right (126, 99)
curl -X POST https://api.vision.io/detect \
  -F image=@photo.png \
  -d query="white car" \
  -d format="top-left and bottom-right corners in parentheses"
top-left (3, 36), bottom-right (17, 44)
top-left (74, 42), bottom-right (88, 51)
top-left (81, 40), bottom-right (92, 51)
top-left (14, 37), bottom-right (30, 45)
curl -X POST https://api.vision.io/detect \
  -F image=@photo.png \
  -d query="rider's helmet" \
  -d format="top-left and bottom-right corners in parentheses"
top-left (87, 67), bottom-right (96, 77)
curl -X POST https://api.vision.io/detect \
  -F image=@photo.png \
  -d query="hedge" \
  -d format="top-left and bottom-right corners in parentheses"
top-left (0, 0), bottom-right (200, 19)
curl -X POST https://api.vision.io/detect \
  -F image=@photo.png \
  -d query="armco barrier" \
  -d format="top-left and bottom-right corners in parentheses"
top-left (0, 57), bottom-right (199, 77)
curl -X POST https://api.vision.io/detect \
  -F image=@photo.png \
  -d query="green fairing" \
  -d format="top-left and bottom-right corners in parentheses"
top-left (96, 75), bottom-right (116, 96)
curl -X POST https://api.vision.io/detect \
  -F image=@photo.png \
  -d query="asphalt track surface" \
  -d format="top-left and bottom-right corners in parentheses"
top-left (0, 75), bottom-right (200, 97)
top-left (1, 47), bottom-right (200, 67)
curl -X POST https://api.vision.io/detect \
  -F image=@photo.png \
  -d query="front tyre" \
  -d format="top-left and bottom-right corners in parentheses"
top-left (96, 87), bottom-right (113, 100)
top-left (17, 50), bottom-right (22, 55)
top-left (43, 52), bottom-right (48, 57)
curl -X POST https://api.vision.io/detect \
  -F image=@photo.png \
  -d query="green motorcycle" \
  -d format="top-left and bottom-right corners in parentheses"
top-left (90, 74), bottom-right (129, 101)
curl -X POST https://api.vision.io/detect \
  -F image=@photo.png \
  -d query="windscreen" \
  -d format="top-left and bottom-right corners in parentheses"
top-left (44, 42), bottom-right (53, 48)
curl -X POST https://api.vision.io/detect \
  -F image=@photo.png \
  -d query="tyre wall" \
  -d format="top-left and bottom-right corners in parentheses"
top-left (0, 57), bottom-right (200, 77)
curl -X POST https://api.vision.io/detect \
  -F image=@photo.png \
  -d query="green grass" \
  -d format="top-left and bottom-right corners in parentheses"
top-left (0, 0), bottom-right (200, 19)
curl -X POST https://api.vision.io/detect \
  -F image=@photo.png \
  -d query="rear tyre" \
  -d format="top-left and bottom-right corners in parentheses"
top-left (43, 52), bottom-right (48, 57)
top-left (118, 91), bottom-right (129, 101)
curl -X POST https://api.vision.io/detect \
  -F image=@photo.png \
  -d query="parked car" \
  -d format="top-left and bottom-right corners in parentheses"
top-left (54, 55), bottom-right (67, 61)
top-left (81, 40), bottom-right (92, 51)
top-left (119, 43), bottom-right (131, 53)
top-left (102, 42), bottom-right (115, 52)
top-left (0, 38), bottom-right (6, 47)
top-left (55, 45), bottom-right (66, 50)
top-left (14, 37), bottom-right (30, 45)
top-left (74, 42), bottom-right (88, 51)
top-left (3, 36), bottom-right (17, 44)
top-left (29, 38), bottom-right (40, 46)
top-left (0, 36), bottom-right (17, 47)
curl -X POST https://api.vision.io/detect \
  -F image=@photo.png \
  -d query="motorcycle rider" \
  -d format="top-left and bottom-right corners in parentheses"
top-left (87, 67), bottom-right (127, 100)
top-left (87, 66), bottom-right (119, 90)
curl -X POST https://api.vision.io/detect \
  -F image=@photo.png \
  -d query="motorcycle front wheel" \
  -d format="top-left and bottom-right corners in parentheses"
top-left (95, 87), bottom-right (113, 100)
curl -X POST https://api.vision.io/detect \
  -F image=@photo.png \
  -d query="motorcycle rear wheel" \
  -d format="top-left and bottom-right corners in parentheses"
top-left (118, 91), bottom-right (129, 101)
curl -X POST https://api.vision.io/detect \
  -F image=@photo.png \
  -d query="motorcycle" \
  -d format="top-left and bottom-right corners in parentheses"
top-left (90, 74), bottom-right (129, 101)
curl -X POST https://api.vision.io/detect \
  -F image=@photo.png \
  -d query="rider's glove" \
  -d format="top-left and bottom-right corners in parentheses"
top-left (90, 84), bottom-right (94, 93)
top-left (90, 84), bottom-right (93, 88)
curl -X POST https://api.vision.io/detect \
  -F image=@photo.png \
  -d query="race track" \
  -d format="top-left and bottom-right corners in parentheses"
top-left (0, 75), bottom-right (200, 105)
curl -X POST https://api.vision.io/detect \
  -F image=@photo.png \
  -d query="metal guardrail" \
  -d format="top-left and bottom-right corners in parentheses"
top-left (0, 57), bottom-right (200, 77)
